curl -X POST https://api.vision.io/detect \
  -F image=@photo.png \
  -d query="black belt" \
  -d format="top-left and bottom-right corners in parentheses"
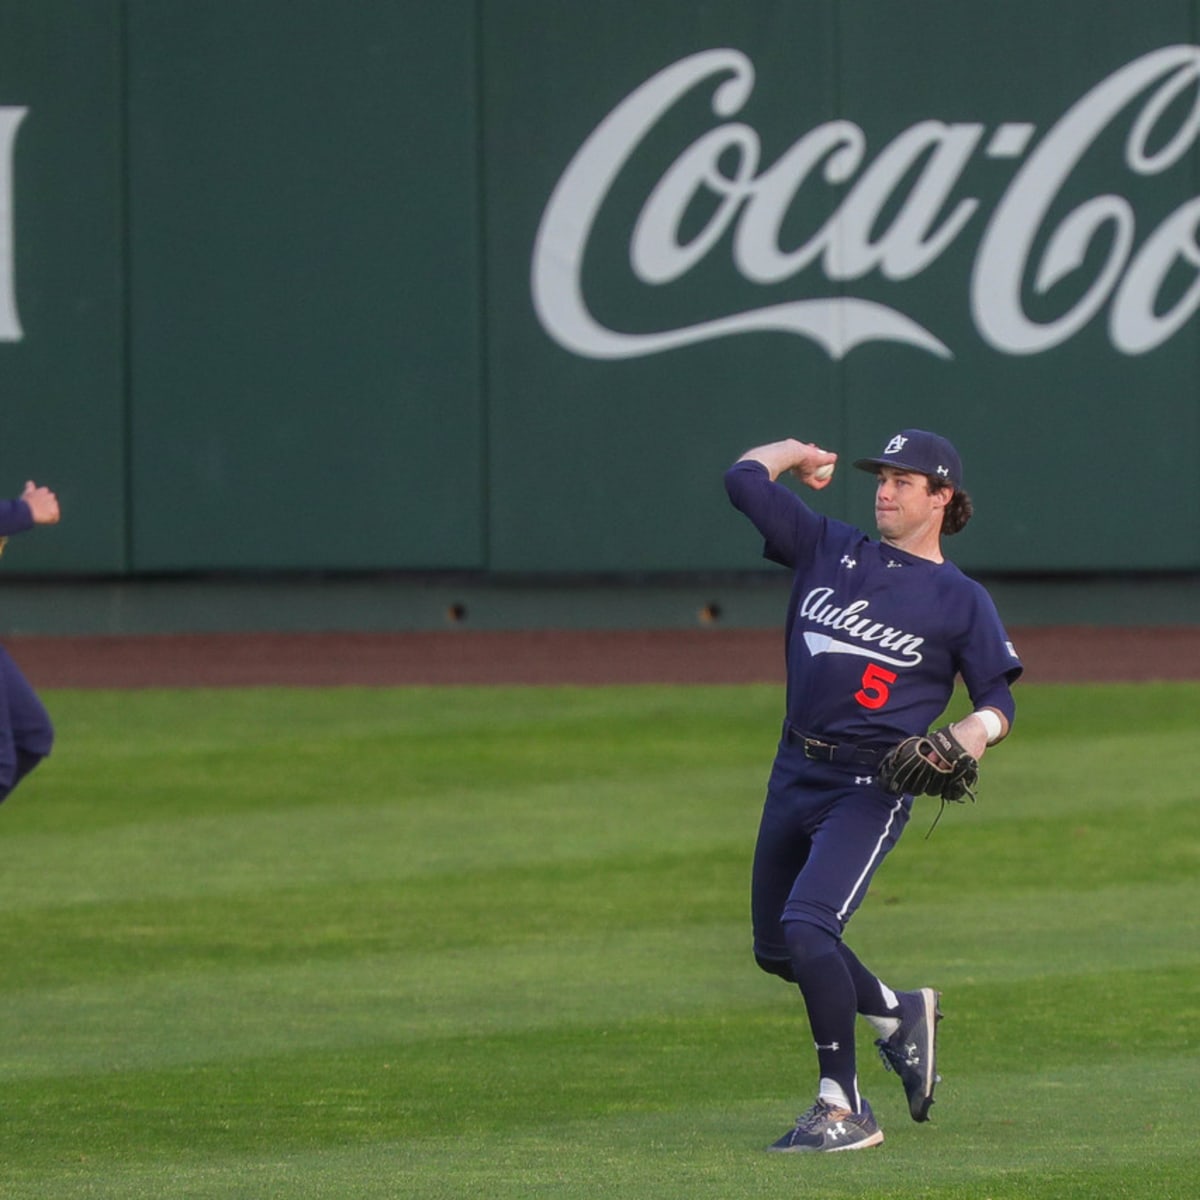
top-left (784, 723), bottom-right (885, 769)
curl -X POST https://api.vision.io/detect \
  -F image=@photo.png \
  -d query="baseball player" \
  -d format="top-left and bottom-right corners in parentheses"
top-left (724, 430), bottom-right (1021, 1153)
top-left (0, 480), bottom-right (60, 807)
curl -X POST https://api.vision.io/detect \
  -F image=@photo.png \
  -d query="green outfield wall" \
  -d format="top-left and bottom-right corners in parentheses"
top-left (1, 0), bottom-right (1198, 588)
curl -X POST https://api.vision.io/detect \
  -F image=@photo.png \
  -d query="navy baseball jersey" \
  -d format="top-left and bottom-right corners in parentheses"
top-left (726, 460), bottom-right (1022, 745)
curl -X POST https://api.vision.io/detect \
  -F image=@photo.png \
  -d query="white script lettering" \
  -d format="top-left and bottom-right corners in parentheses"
top-left (798, 587), bottom-right (925, 666)
top-left (533, 46), bottom-right (1200, 360)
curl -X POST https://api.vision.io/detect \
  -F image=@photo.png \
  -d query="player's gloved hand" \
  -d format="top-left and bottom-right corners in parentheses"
top-left (878, 724), bottom-right (979, 802)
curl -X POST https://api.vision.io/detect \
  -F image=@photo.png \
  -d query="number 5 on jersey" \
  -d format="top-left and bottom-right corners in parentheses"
top-left (855, 662), bottom-right (898, 709)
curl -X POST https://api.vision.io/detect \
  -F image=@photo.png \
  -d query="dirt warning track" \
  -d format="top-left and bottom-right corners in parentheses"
top-left (5, 626), bottom-right (1198, 688)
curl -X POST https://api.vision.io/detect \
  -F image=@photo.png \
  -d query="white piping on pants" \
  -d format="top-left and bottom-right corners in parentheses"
top-left (836, 795), bottom-right (906, 922)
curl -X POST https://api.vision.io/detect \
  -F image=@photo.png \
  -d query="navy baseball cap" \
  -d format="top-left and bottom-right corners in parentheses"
top-left (853, 429), bottom-right (963, 489)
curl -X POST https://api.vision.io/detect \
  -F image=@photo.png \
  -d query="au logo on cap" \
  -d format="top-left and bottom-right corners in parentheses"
top-left (885, 434), bottom-right (908, 453)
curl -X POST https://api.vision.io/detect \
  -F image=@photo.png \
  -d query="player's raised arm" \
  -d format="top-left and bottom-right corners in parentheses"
top-left (736, 439), bottom-right (838, 489)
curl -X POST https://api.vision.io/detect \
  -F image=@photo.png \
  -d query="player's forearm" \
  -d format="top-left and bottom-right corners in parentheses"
top-left (736, 440), bottom-right (805, 480)
top-left (736, 439), bottom-right (835, 483)
top-left (948, 708), bottom-right (1009, 759)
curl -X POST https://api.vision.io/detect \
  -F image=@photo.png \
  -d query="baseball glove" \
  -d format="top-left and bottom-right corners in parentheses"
top-left (878, 724), bottom-right (978, 802)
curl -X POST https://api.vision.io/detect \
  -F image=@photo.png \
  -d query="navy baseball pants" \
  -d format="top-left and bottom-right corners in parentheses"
top-left (751, 739), bottom-right (912, 972)
top-left (750, 738), bottom-right (914, 1106)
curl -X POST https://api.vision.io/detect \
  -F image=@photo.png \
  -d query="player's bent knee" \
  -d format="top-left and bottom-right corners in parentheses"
top-left (754, 952), bottom-right (796, 983)
top-left (782, 917), bottom-right (838, 966)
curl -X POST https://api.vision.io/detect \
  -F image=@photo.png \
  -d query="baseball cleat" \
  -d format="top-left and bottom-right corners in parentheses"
top-left (767, 1098), bottom-right (884, 1153)
top-left (876, 987), bottom-right (942, 1121)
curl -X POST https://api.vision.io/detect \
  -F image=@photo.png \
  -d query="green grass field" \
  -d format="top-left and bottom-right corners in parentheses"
top-left (0, 681), bottom-right (1196, 1198)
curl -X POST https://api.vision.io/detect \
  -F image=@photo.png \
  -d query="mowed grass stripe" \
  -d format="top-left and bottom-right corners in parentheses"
top-left (1, 877), bottom-right (1192, 1078)
top-left (0, 846), bottom-right (746, 987)
top-left (4, 1129), bottom-right (1192, 1200)
top-left (23, 684), bottom-right (783, 822)
top-left (1, 972), bottom-right (1193, 1144)
top-left (2, 776), bottom-right (1193, 923)
top-left (1, 1022), bottom-right (1193, 1198)
top-left (0, 771), bottom-right (761, 909)
top-left (5, 831), bottom-right (1193, 992)
top-left (384, 1054), bottom-right (1197, 1200)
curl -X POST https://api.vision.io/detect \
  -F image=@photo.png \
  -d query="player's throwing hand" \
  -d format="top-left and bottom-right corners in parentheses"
top-left (736, 439), bottom-right (838, 489)
top-left (21, 481), bottom-right (60, 525)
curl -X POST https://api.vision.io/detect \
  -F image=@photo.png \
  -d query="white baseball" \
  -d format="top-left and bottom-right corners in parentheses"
top-left (814, 463), bottom-right (835, 480)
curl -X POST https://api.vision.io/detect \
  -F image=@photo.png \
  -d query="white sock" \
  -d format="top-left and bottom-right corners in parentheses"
top-left (866, 1014), bottom-right (901, 1039)
top-left (818, 1077), bottom-right (856, 1112)
top-left (864, 983), bottom-right (902, 1039)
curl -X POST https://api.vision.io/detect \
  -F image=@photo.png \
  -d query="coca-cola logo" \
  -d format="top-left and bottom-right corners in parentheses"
top-left (532, 46), bottom-right (1200, 360)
